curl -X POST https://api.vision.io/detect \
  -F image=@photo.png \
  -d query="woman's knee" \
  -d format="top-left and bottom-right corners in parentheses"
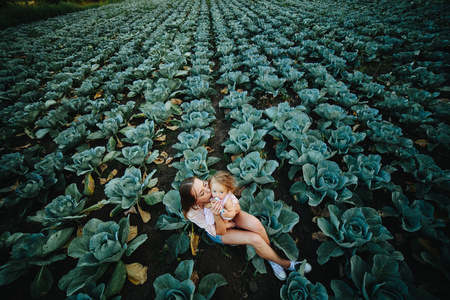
top-left (247, 233), bottom-right (266, 248)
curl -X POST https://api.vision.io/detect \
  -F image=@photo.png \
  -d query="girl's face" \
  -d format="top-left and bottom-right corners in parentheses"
top-left (191, 178), bottom-right (211, 204)
top-left (210, 179), bottom-right (227, 200)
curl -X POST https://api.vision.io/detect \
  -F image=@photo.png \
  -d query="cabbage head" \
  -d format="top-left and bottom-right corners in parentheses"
top-left (282, 134), bottom-right (336, 180)
top-left (27, 183), bottom-right (86, 228)
top-left (316, 205), bottom-right (396, 266)
top-left (367, 120), bottom-right (413, 154)
top-left (87, 115), bottom-right (123, 140)
top-left (227, 104), bottom-right (272, 130)
top-left (120, 119), bottom-right (158, 147)
top-left (172, 147), bottom-right (220, 189)
top-left (327, 125), bottom-right (366, 154)
top-left (0, 152), bottom-right (28, 181)
top-left (115, 142), bottom-right (158, 166)
top-left (344, 154), bottom-right (394, 190)
top-left (54, 124), bottom-right (90, 151)
top-left (173, 128), bottom-right (213, 157)
top-left (290, 160), bottom-right (357, 206)
top-left (105, 167), bottom-right (160, 211)
top-left (65, 146), bottom-right (105, 176)
top-left (280, 272), bottom-right (328, 300)
top-left (59, 217), bottom-right (147, 296)
top-left (219, 90), bottom-right (255, 109)
top-left (222, 122), bottom-right (268, 154)
top-left (154, 260), bottom-right (227, 300)
top-left (227, 151), bottom-right (279, 188)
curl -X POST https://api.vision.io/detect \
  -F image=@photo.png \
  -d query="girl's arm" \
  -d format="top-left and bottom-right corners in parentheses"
top-left (222, 198), bottom-right (237, 219)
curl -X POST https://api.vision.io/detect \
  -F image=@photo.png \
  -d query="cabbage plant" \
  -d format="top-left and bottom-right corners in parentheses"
top-left (172, 128), bottom-right (213, 157)
top-left (0, 228), bottom-right (74, 298)
top-left (87, 115), bottom-right (124, 140)
top-left (156, 190), bottom-right (191, 257)
top-left (316, 205), bottom-right (398, 266)
top-left (65, 146), bottom-right (106, 176)
top-left (254, 73), bottom-right (286, 97)
top-left (239, 189), bottom-right (299, 273)
top-left (367, 120), bottom-right (414, 154)
top-left (153, 260), bottom-right (227, 300)
top-left (219, 90), bottom-right (255, 109)
top-left (222, 122), bottom-right (268, 154)
top-left (227, 151), bottom-right (279, 190)
top-left (27, 183), bottom-right (87, 228)
top-left (327, 125), bottom-right (366, 154)
top-left (290, 160), bottom-right (357, 206)
top-left (227, 104), bottom-right (272, 130)
top-left (420, 123), bottom-right (450, 151)
top-left (216, 71), bottom-right (250, 91)
top-left (381, 192), bottom-right (446, 240)
top-left (280, 272), bottom-right (328, 300)
top-left (180, 99), bottom-right (216, 129)
top-left (105, 167), bottom-right (164, 214)
top-left (331, 255), bottom-right (416, 299)
top-left (314, 103), bottom-right (352, 129)
top-left (139, 100), bottom-right (182, 124)
top-left (0, 152), bottom-right (28, 181)
top-left (282, 133), bottom-right (336, 180)
top-left (172, 147), bottom-right (220, 190)
top-left (67, 282), bottom-right (121, 300)
top-left (400, 154), bottom-right (450, 198)
top-left (351, 104), bottom-right (381, 123)
top-left (54, 124), bottom-right (90, 152)
top-left (59, 217), bottom-right (147, 296)
top-left (120, 119), bottom-right (159, 147)
top-left (115, 143), bottom-right (159, 167)
top-left (344, 154), bottom-right (394, 190)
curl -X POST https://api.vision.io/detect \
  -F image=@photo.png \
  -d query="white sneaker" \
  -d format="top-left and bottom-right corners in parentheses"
top-left (268, 261), bottom-right (287, 281)
top-left (288, 260), bottom-right (312, 273)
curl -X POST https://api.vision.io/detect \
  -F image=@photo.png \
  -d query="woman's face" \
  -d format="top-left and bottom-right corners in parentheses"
top-left (191, 178), bottom-right (211, 204)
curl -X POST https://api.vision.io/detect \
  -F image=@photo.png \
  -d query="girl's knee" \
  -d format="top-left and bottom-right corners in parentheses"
top-left (248, 233), bottom-right (266, 248)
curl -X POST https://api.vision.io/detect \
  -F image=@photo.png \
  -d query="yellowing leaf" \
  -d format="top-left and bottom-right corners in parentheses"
top-left (99, 169), bottom-right (118, 185)
top-left (311, 231), bottom-right (328, 242)
top-left (190, 271), bottom-right (199, 286)
top-left (99, 164), bottom-right (108, 174)
top-left (221, 87), bottom-right (228, 94)
top-left (126, 263), bottom-right (148, 285)
top-left (116, 137), bottom-right (123, 148)
top-left (154, 157), bottom-right (165, 165)
top-left (165, 125), bottom-right (179, 131)
top-left (77, 226), bottom-right (83, 237)
top-left (137, 202), bottom-right (151, 223)
top-left (127, 226), bottom-right (138, 243)
top-left (415, 139), bottom-right (428, 148)
top-left (205, 146), bottom-right (214, 153)
top-left (165, 157), bottom-right (174, 165)
top-left (94, 90), bottom-right (103, 99)
top-left (155, 134), bottom-right (166, 141)
top-left (83, 173), bottom-right (95, 196)
top-left (171, 98), bottom-right (183, 105)
top-left (190, 231), bottom-right (200, 256)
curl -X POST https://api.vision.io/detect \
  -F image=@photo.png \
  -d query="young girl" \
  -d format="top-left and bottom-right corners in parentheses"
top-left (204, 171), bottom-right (241, 229)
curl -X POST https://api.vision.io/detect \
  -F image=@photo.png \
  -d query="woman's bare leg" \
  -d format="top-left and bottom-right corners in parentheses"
top-left (221, 229), bottom-right (290, 269)
top-left (233, 211), bottom-right (270, 245)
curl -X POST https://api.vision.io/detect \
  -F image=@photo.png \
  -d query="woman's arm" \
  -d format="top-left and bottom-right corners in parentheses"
top-left (210, 200), bottom-right (227, 235)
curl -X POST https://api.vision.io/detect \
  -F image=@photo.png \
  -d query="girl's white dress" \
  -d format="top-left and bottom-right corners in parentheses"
top-left (204, 193), bottom-right (239, 225)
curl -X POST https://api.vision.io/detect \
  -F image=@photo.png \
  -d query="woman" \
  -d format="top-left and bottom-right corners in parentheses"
top-left (179, 176), bottom-right (312, 281)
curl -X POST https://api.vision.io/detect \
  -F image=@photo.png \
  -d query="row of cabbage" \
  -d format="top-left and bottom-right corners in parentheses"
top-left (157, 0), bottom-right (450, 298)
top-left (0, 0), bottom-right (449, 298)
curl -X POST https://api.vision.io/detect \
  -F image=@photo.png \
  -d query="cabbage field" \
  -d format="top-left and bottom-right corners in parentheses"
top-left (0, 0), bottom-right (449, 299)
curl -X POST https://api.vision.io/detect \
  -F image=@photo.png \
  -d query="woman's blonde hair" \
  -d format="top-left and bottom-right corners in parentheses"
top-left (209, 170), bottom-right (237, 194)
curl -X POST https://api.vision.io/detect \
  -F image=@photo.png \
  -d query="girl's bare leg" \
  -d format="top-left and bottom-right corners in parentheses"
top-left (221, 229), bottom-right (290, 269)
top-left (233, 211), bottom-right (270, 245)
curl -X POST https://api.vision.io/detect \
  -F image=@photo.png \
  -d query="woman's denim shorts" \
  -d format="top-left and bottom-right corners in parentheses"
top-left (207, 233), bottom-right (224, 244)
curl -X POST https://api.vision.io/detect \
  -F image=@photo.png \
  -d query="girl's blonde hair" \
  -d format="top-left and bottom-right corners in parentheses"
top-left (209, 170), bottom-right (237, 194)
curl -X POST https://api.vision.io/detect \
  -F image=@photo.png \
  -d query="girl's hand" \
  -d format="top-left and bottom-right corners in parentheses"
top-left (210, 200), bottom-right (222, 216)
